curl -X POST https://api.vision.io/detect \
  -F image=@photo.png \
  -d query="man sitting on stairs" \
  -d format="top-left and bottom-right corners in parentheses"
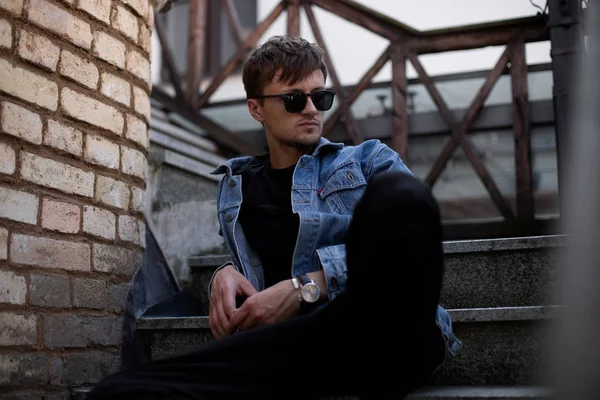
top-left (87, 35), bottom-right (461, 400)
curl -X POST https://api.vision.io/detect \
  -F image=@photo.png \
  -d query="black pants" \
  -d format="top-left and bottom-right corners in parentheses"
top-left (87, 171), bottom-right (447, 400)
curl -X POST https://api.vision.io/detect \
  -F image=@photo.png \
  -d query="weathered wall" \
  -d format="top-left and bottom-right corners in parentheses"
top-left (0, 0), bottom-right (152, 397)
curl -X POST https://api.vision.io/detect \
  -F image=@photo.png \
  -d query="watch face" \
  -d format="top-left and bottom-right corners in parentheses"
top-left (301, 283), bottom-right (320, 303)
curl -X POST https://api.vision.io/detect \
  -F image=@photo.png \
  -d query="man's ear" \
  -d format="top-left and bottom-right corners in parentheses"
top-left (247, 99), bottom-right (264, 123)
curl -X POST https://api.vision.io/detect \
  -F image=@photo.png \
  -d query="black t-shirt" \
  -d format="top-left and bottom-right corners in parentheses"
top-left (238, 157), bottom-right (299, 288)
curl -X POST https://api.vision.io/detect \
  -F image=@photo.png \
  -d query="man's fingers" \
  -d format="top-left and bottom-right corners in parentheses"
top-left (239, 279), bottom-right (258, 297)
top-left (228, 304), bottom-right (249, 334)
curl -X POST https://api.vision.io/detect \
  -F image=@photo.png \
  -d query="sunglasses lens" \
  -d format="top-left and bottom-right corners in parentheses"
top-left (312, 91), bottom-right (335, 111)
top-left (282, 93), bottom-right (308, 113)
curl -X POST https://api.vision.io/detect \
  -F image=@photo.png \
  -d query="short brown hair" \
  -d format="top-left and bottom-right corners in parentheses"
top-left (242, 35), bottom-right (328, 99)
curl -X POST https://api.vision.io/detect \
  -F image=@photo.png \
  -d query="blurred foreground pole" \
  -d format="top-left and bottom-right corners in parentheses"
top-left (548, 1), bottom-right (600, 400)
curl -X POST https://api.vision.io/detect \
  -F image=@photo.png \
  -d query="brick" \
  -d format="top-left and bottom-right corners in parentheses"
top-left (41, 199), bottom-right (80, 233)
top-left (0, 354), bottom-right (47, 386)
top-left (139, 218), bottom-right (145, 248)
top-left (20, 152), bottom-right (94, 197)
top-left (78, 0), bottom-right (111, 24)
top-left (126, 49), bottom-right (150, 86)
top-left (44, 315), bottom-right (120, 348)
top-left (139, 23), bottom-right (151, 54)
top-left (121, 146), bottom-right (146, 179)
top-left (133, 86), bottom-right (150, 122)
top-left (0, 313), bottom-right (37, 346)
top-left (146, 2), bottom-right (153, 26)
top-left (18, 29), bottom-right (60, 71)
top-left (73, 277), bottom-right (106, 309)
top-left (95, 175), bottom-right (130, 209)
top-left (49, 356), bottom-right (63, 385)
top-left (0, 270), bottom-right (26, 305)
top-left (83, 205), bottom-right (115, 239)
top-left (118, 215), bottom-right (139, 244)
top-left (113, 5), bottom-right (138, 43)
top-left (85, 135), bottom-right (120, 169)
top-left (92, 243), bottom-right (141, 275)
top-left (122, 0), bottom-right (147, 18)
top-left (64, 353), bottom-right (119, 385)
top-left (126, 114), bottom-right (147, 148)
top-left (59, 50), bottom-right (99, 90)
top-left (0, 142), bottom-right (16, 175)
top-left (0, 58), bottom-right (59, 111)
top-left (107, 283), bottom-right (129, 312)
top-left (62, 88), bottom-right (124, 135)
top-left (0, 186), bottom-right (39, 225)
top-left (45, 119), bottom-right (83, 156)
top-left (130, 186), bottom-right (145, 212)
top-left (93, 31), bottom-right (125, 68)
top-left (100, 72), bottom-right (131, 106)
top-left (11, 234), bottom-right (91, 271)
top-left (2, 391), bottom-right (43, 400)
top-left (0, 227), bottom-right (6, 260)
top-left (45, 392), bottom-right (70, 400)
top-left (28, 0), bottom-right (93, 50)
top-left (0, 18), bottom-right (11, 49)
top-left (1, 102), bottom-right (43, 144)
top-left (0, 0), bottom-right (23, 16)
top-left (30, 274), bottom-right (70, 307)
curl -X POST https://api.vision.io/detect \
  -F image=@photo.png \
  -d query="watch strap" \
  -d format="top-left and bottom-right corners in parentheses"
top-left (296, 273), bottom-right (312, 286)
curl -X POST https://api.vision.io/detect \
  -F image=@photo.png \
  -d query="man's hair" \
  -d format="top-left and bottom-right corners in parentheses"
top-left (242, 35), bottom-right (328, 99)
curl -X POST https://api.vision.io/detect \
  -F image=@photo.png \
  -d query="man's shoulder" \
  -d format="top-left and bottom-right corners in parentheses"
top-left (319, 138), bottom-right (389, 164)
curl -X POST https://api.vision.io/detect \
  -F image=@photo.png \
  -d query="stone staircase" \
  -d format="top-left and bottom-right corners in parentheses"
top-left (135, 234), bottom-right (565, 399)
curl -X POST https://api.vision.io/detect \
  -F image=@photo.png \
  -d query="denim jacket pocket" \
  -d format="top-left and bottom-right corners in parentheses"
top-left (319, 161), bottom-right (367, 214)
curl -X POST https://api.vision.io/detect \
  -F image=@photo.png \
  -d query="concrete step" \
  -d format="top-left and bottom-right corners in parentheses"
top-left (136, 305), bottom-right (561, 386)
top-left (188, 235), bottom-right (565, 311)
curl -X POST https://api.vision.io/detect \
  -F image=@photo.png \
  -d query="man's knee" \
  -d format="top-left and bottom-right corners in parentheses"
top-left (365, 170), bottom-right (438, 213)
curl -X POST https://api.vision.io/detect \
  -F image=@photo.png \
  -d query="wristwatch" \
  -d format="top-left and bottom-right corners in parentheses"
top-left (293, 273), bottom-right (320, 304)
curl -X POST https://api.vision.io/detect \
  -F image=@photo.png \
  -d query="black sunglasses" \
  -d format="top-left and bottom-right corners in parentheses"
top-left (255, 90), bottom-right (336, 113)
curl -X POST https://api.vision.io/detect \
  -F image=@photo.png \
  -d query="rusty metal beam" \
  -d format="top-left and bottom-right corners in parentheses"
top-left (155, 16), bottom-right (184, 100)
top-left (391, 43), bottom-right (408, 160)
top-left (185, 0), bottom-right (207, 109)
top-left (287, 0), bottom-right (300, 38)
top-left (304, 3), bottom-right (363, 144)
top-left (510, 36), bottom-right (534, 223)
top-left (196, 1), bottom-right (285, 109)
top-left (323, 44), bottom-right (390, 137)
top-left (220, 0), bottom-right (245, 49)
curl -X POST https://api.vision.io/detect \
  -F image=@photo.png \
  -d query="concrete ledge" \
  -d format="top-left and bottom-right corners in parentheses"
top-left (406, 385), bottom-right (552, 399)
top-left (442, 235), bottom-right (566, 254)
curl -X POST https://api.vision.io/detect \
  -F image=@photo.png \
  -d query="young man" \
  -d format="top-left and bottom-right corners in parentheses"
top-left (87, 35), bottom-right (460, 399)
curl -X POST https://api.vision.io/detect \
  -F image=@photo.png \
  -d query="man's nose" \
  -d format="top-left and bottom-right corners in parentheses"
top-left (302, 96), bottom-right (318, 115)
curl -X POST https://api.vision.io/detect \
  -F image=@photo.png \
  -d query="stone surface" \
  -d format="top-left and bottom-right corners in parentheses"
top-left (107, 283), bottom-right (129, 312)
top-left (18, 29), bottom-right (60, 71)
top-left (0, 354), bottom-right (47, 386)
top-left (0, 0), bottom-right (23, 15)
top-left (44, 315), bottom-right (120, 348)
top-left (62, 88), bottom-right (124, 135)
top-left (20, 151), bottom-right (94, 197)
top-left (121, 146), bottom-right (146, 179)
top-left (0, 227), bottom-right (6, 260)
top-left (28, 0), bottom-right (93, 49)
top-left (0, 313), bottom-right (37, 346)
top-left (93, 31), bottom-right (126, 68)
top-left (139, 23), bottom-right (151, 53)
top-left (112, 5), bottom-right (138, 43)
top-left (130, 186), bottom-right (145, 212)
top-left (1, 101), bottom-right (43, 144)
top-left (78, 0), bottom-right (111, 24)
top-left (41, 199), bottom-right (81, 233)
top-left (11, 234), bottom-right (91, 271)
top-left (133, 86), bottom-right (150, 122)
top-left (72, 277), bottom-right (106, 309)
top-left (0, 59), bottom-right (58, 110)
top-left (64, 353), bottom-right (120, 385)
top-left (93, 243), bottom-right (142, 275)
top-left (84, 134), bottom-right (120, 169)
top-left (0, 186), bottom-right (39, 224)
top-left (83, 206), bottom-right (115, 240)
top-left (101, 72), bottom-right (131, 106)
top-left (443, 235), bottom-right (565, 254)
top-left (30, 274), bottom-right (71, 307)
top-left (0, 18), bottom-right (12, 49)
top-left (0, 141), bottom-right (16, 174)
top-left (150, 329), bottom-right (214, 361)
top-left (126, 49), bottom-right (150, 85)
top-left (126, 114), bottom-right (147, 148)
top-left (118, 215), bottom-right (139, 244)
top-left (95, 175), bottom-right (130, 210)
top-left (49, 356), bottom-right (63, 385)
top-left (45, 120), bottom-right (83, 156)
top-left (59, 50), bottom-right (99, 90)
top-left (121, 0), bottom-right (148, 18)
top-left (0, 270), bottom-right (27, 305)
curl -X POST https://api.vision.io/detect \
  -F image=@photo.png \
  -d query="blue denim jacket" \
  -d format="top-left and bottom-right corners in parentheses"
top-left (210, 137), bottom-right (461, 358)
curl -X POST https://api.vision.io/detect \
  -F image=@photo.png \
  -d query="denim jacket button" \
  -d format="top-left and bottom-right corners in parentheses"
top-left (347, 172), bottom-right (354, 182)
top-left (226, 214), bottom-right (233, 222)
top-left (229, 180), bottom-right (236, 188)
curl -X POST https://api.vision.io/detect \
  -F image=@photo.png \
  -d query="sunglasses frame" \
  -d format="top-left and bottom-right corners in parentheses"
top-left (253, 89), bottom-right (337, 113)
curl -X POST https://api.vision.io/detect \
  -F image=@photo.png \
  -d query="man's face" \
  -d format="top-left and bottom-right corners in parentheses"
top-left (248, 69), bottom-right (326, 149)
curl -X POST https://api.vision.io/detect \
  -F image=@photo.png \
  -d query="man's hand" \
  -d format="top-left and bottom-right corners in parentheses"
top-left (209, 264), bottom-right (257, 339)
top-left (228, 279), bottom-right (300, 333)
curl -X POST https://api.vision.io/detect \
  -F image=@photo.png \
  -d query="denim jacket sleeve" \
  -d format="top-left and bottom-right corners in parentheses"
top-left (365, 141), bottom-right (413, 180)
top-left (207, 261), bottom-right (238, 296)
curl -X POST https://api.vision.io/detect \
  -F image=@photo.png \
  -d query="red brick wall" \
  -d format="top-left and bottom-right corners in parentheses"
top-left (0, 0), bottom-right (152, 397)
